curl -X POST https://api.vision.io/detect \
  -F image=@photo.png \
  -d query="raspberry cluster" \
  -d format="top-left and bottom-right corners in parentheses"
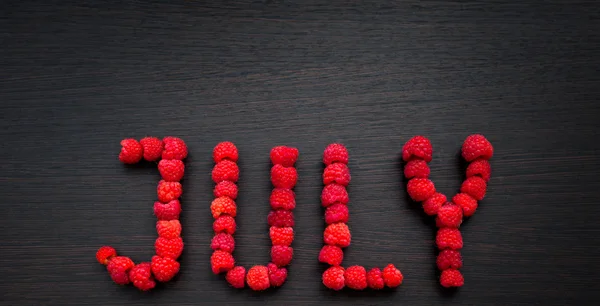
top-left (402, 134), bottom-right (493, 288)
top-left (97, 137), bottom-right (187, 290)
top-left (320, 144), bottom-right (403, 290)
top-left (210, 142), bottom-right (298, 290)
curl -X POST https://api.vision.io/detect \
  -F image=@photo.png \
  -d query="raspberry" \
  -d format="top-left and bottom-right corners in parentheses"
top-left (452, 193), bottom-right (478, 217)
top-left (119, 139), bottom-right (143, 164)
top-left (461, 176), bottom-right (487, 200)
top-left (151, 255), bottom-right (180, 282)
top-left (270, 146), bottom-right (299, 167)
top-left (211, 196), bottom-right (237, 218)
top-left (270, 188), bottom-right (296, 210)
top-left (436, 228), bottom-right (463, 250)
top-left (267, 210), bottom-right (295, 227)
top-left (211, 250), bottom-right (235, 274)
top-left (324, 223), bottom-right (351, 248)
top-left (212, 160), bottom-right (239, 183)
top-left (437, 249), bottom-right (463, 270)
top-left (246, 265), bottom-right (270, 291)
top-left (270, 227), bottom-right (294, 246)
top-left (402, 136), bottom-right (433, 162)
top-left (106, 256), bottom-right (134, 285)
top-left (367, 267), bottom-right (385, 290)
top-left (344, 265), bottom-right (367, 290)
top-left (225, 266), bottom-right (246, 288)
top-left (129, 262), bottom-right (156, 291)
top-left (382, 264), bottom-right (403, 288)
top-left (323, 163), bottom-right (351, 186)
top-left (153, 200), bottom-right (182, 220)
top-left (140, 137), bottom-right (163, 161)
top-left (214, 181), bottom-right (238, 199)
top-left (321, 183), bottom-right (349, 207)
top-left (213, 215), bottom-right (236, 234)
top-left (323, 143), bottom-right (349, 165)
top-left (158, 159), bottom-right (185, 182)
top-left (422, 192), bottom-right (446, 216)
top-left (404, 159), bottom-right (431, 179)
top-left (436, 203), bottom-right (463, 228)
top-left (466, 158), bottom-right (492, 182)
top-left (211, 233), bottom-right (235, 253)
top-left (156, 220), bottom-right (182, 239)
top-left (213, 141), bottom-right (239, 163)
top-left (318, 245), bottom-right (344, 266)
top-left (155, 237), bottom-right (184, 260)
top-left (162, 137), bottom-right (188, 160)
top-left (462, 134), bottom-right (493, 162)
top-left (325, 203), bottom-right (349, 224)
top-left (270, 164), bottom-right (298, 189)
top-left (271, 245), bottom-right (293, 267)
top-left (322, 266), bottom-right (345, 290)
top-left (267, 262), bottom-right (288, 287)
top-left (157, 180), bottom-right (182, 203)
top-left (407, 178), bottom-right (436, 202)
top-left (96, 246), bottom-right (117, 265)
top-left (440, 269), bottom-right (464, 288)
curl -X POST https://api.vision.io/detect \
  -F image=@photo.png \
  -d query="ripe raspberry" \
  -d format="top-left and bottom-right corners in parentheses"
top-left (214, 181), bottom-right (238, 199)
top-left (382, 264), bottom-right (403, 288)
top-left (453, 193), bottom-right (478, 217)
top-left (158, 159), bottom-right (185, 182)
top-left (213, 141), bottom-right (239, 163)
top-left (246, 265), bottom-right (270, 291)
top-left (211, 233), bottom-right (235, 253)
top-left (367, 267), bottom-right (385, 290)
top-left (318, 245), bottom-right (344, 266)
top-left (404, 159), bottom-right (431, 179)
top-left (436, 228), bottom-right (463, 250)
top-left (213, 215), bottom-right (236, 234)
top-left (467, 159), bottom-right (491, 182)
top-left (119, 139), bottom-right (143, 164)
top-left (151, 255), bottom-right (180, 282)
top-left (212, 160), bottom-right (239, 183)
top-left (462, 134), bottom-right (493, 162)
top-left (271, 164), bottom-right (298, 189)
top-left (157, 180), bottom-right (182, 203)
top-left (271, 245), bottom-right (293, 267)
top-left (407, 178), bottom-right (436, 202)
top-left (211, 196), bottom-right (237, 218)
top-left (325, 203), bottom-right (349, 224)
top-left (422, 192), bottom-right (446, 216)
top-left (155, 237), bottom-right (184, 260)
top-left (140, 137), bottom-right (163, 161)
top-left (436, 203), bottom-right (463, 228)
top-left (226, 266), bottom-right (246, 288)
top-left (156, 220), bottom-right (182, 239)
top-left (344, 265), bottom-right (367, 290)
top-left (270, 227), bottom-right (294, 246)
top-left (267, 210), bottom-right (295, 227)
top-left (211, 250), bottom-right (235, 274)
top-left (324, 223), bottom-right (351, 248)
top-left (96, 246), bottom-right (117, 265)
top-left (323, 143), bottom-right (349, 165)
top-left (440, 269), bottom-right (464, 288)
top-left (323, 163), bottom-right (351, 186)
top-left (153, 200), bottom-right (182, 220)
top-left (270, 188), bottom-right (296, 210)
top-left (321, 183), bottom-right (349, 207)
top-left (322, 266), bottom-right (345, 290)
top-left (270, 146), bottom-right (299, 167)
top-left (402, 136), bottom-right (433, 162)
top-left (129, 262), bottom-right (156, 291)
top-left (267, 262), bottom-right (288, 287)
top-left (162, 137), bottom-right (188, 160)
top-left (461, 176), bottom-right (487, 200)
top-left (437, 249), bottom-right (463, 270)
top-left (106, 256), bottom-right (135, 285)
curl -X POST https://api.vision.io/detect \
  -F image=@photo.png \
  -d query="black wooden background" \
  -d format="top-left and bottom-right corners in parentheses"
top-left (1, 1), bottom-right (600, 305)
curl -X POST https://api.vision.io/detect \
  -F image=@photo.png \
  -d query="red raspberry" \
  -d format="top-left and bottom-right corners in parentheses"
top-left (212, 160), bottom-right (239, 183)
top-left (323, 143), bottom-right (349, 165)
top-left (270, 188), bottom-right (296, 210)
top-left (211, 196), bottom-right (237, 218)
top-left (157, 180), bottom-right (182, 203)
top-left (211, 233), bottom-right (235, 253)
top-left (466, 158), bottom-right (492, 182)
top-left (367, 267), bottom-right (385, 290)
top-left (324, 223), bottom-right (351, 248)
top-left (96, 246), bottom-right (117, 265)
top-left (158, 159), bottom-right (185, 182)
top-left (140, 137), bottom-right (163, 161)
top-left (271, 245), bottom-right (293, 267)
top-left (153, 200), bottom-right (182, 220)
top-left (226, 266), bottom-right (246, 288)
top-left (452, 193), bottom-right (478, 217)
top-left (323, 163), bottom-right (351, 186)
top-left (213, 141), bottom-right (239, 163)
top-left (270, 146), bottom-right (299, 167)
top-left (271, 164), bottom-right (298, 189)
top-left (106, 256), bottom-right (135, 285)
top-left (155, 237), bottom-right (184, 260)
top-left (402, 136), bottom-right (433, 162)
top-left (267, 210), bottom-right (295, 227)
top-left (211, 250), bottom-right (235, 274)
top-left (270, 227), bottom-right (294, 246)
top-left (213, 215), bottom-right (236, 234)
top-left (322, 266), bottom-right (345, 290)
top-left (462, 134), bottom-right (493, 162)
top-left (344, 265), bottom-right (367, 290)
top-left (321, 183), bottom-right (349, 207)
top-left (162, 137), bottom-right (188, 160)
top-left (404, 159), bottom-right (431, 179)
top-left (156, 220), bottom-right (182, 239)
top-left (407, 178), bottom-right (436, 202)
top-left (461, 176), bottom-right (487, 200)
top-left (318, 245), bottom-right (344, 266)
top-left (214, 181), bottom-right (238, 199)
top-left (382, 264), bottom-right (403, 288)
top-left (440, 269), bottom-right (464, 288)
top-left (246, 265), bottom-right (270, 291)
top-left (129, 262), bottom-right (156, 291)
top-left (267, 262), bottom-right (288, 287)
top-left (151, 255), bottom-right (180, 282)
top-left (119, 139), bottom-right (143, 164)
top-left (437, 249), bottom-right (463, 270)
top-left (436, 203), bottom-right (463, 228)
top-left (436, 228), bottom-right (463, 250)
top-left (422, 192), bottom-right (446, 216)
top-left (325, 203), bottom-right (349, 224)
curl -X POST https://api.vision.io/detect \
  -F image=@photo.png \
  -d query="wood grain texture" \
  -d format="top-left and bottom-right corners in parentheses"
top-left (1, 0), bottom-right (600, 305)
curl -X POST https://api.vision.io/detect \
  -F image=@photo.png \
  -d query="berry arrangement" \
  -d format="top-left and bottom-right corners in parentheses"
top-left (96, 137), bottom-right (187, 291)
top-left (319, 144), bottom-right (404, 290)
top-left (402, 134), bottom-right (493, 288)
top-left (210, 142), bottom-right (299, 290)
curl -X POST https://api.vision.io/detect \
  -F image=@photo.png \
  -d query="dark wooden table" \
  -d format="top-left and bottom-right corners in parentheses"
top-left (2, 1), bottom-right (600, 305)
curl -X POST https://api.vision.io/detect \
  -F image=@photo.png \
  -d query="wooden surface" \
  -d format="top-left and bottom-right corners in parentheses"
top-left (1, 1), bottom-right (600, 305)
